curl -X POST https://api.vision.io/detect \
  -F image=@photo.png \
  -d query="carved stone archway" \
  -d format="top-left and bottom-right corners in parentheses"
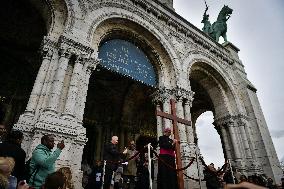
top-left (190, 61), bottom-right (259, 175)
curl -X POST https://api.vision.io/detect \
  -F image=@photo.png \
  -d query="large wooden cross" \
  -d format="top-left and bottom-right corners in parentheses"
top-left (156, 99), bottom-right (191, 189)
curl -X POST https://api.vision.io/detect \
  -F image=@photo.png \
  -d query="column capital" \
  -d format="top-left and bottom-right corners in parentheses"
top-left (58, 47), bottom-right (72, 59)
top-left (58, 35), bottom-right (94, 56)
top-left (85, 57), bottom-right (100, 73)
top-left (172, 87), bottom-right (194, 104)
top-left (151, 87), bottom-right (171, 104)
top-left (214, 115), bottom-right (235, 127)
top-left (40, 36), bottom-right (57, 51)
top-left (41, 48), bottom-right (54, 60)
top-left (40, 36), bottom-right (57, 59)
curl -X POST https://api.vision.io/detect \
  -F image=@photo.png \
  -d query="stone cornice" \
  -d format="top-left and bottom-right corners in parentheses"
top-left (58, 35), bottom-right (94, 56)
top-left (87, 0), bottom-right (234, 65)
top-left (215, 113), bottom-right (251, 127)
top-left (151, 87), bottom-right (172, 104)
top-left (173, 87), bottom-right (194, 104)
top-left (129, 0), bottom-right (234, 64)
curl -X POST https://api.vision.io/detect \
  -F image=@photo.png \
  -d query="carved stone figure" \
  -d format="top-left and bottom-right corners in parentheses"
top-left (201, 6), bottom-right (212, 35)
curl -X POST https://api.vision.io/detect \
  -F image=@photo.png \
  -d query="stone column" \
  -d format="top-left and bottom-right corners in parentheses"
top-left (156, 104), bottom-right (163, 138)
top-left (46, 48), bottom-right (72, 113)
top-left (162, 100), bottom-right (171, 129)
top-left (25, 48), bottom-right (53, 114)
top-left (151, 87), bottom-right (171, 189)
top-left (62, 56), bottom-right (84, 118)
top-left (184, 100), bottom-right (194, 144)
top-left (238, 119), bottom-right (252, 159)
top-left (220, 126), bottom-right (233, 160)
top-left (175, 97), bottom-right (187, 143)
top-left (75, 58), bottom-right (99, 123)
top-left (241, 119), bottom-right (262, 173)
top-left (151, 87), bottom-right (171, 136)
top-left (227, 120), bottom-right (242, 162)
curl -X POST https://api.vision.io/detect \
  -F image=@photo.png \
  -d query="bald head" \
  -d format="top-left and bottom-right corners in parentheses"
top-left (111, 136), bottom-right (118, 145)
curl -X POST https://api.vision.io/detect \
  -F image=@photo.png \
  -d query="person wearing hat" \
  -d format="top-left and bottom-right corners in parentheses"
top-left (157, 128), bottom-right (178, 189)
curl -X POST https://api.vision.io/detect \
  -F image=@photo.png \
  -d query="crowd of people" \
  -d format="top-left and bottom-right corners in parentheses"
top-left (203, 161), bottom-right (284, 189)
top-left (0, 123), bottom-right (69, 189)
top-left (1, 123), bottom-right (284, 189)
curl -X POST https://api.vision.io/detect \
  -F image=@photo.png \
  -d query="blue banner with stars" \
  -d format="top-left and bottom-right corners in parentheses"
top-left (98, 39), bottom-right (157, 87)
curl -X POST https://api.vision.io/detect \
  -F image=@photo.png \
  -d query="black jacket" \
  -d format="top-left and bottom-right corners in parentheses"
top-left (103, 142), bottom-right (121, 162)
top-left (0, 141), bottom-right (26, 181)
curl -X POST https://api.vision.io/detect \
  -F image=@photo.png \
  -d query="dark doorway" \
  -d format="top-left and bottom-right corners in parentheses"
top-left (0, 0), bottom-right (47, 128)
top-left (82, 66), bottom-right (157, 165)
top-left (136, 135), bottom-right (158, 153)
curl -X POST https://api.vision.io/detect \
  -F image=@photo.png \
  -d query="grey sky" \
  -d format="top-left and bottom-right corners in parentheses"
top-left (173, 0), bottom-right (284, 167)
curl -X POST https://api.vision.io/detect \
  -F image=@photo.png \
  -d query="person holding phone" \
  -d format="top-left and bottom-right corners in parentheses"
top-left (28, 134), bottom-right (65, 189)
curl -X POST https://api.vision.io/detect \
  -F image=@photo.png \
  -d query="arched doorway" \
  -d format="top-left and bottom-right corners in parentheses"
top-left (195, 111), bottom-right (225, 168)
top-left (190, 61), bottom-right (240, 169)
top-left (0, 0), bottom-right (48, 128)
top-left (82, 38), bottom-right (158, 164)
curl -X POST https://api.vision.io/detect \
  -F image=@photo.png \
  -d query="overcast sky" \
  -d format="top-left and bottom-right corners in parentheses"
top-left (173, 0), bottom-right (284, 168)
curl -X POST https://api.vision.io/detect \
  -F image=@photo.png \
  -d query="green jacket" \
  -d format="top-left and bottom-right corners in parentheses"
top-left (28, 144), bottom-right (62, 189)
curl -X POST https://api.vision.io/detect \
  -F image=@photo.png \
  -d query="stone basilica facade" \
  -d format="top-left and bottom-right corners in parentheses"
top-left (0, 0), bottom-right (282, 188)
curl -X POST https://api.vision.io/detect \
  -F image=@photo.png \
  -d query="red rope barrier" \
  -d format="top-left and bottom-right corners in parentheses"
top-left (151, 149), bottom-right (195, 171)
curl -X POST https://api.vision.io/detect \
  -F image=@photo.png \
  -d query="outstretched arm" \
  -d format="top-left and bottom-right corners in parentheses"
top-left (33, 148), bottom-right (62, 168)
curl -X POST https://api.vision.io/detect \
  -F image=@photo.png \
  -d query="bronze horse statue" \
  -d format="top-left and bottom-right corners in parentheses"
top-left (202, 5), bottom-right (233, 42)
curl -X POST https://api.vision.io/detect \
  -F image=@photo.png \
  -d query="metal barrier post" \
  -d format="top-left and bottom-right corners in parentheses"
top-left (101, 160), bottom-right (106, 189)
top-left (148, 143), bottom-right (153, 189)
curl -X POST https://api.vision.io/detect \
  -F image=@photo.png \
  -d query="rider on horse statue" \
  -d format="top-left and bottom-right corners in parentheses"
top-left (201, 4), bottom-right (233, 42)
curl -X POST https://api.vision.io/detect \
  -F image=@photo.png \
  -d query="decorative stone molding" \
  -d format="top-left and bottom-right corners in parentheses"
top-left (151, 87), bottom-right (172, 104)
top-left (215, 114), bottom-right (250, 127)
top-left (37, 111), bottom-right (87, 143)
top-left (129, 0), bottom-right (234, 63)
top-left (58, 47), bottom-right (73, 59)
top-left (86, 0), bottom-right (234, 67)
top-left (172, 87), bottom-right (194, 105)
top-left (58, 35), bottom-right (94, 56)
top-left (40, 36), bottom-right (58, 52)
top-left (85, 57), bottom-right (100, 72)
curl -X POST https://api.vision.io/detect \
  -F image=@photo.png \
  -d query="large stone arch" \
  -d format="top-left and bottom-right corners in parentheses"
top-left (184, 51), bottom-right (248, 116)
top-left (0, 0), bottom-right (57, 127)
top-left (41, 0), bottom-right (68, 40)
top-left (188, 60), bottom-right (240, 122)
top-left (188, 57), bottom-right (251, 170)
top-left (85, 7), bottom-right (181, 88)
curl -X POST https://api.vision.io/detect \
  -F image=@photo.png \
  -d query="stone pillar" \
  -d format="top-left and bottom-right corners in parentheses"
top-left (151, 87), bottom-right (171, 135)
top-left (220, 126), bottom-right (233, 160)
top-left (156, 104), bottom-right (163, 138)
top-left (75, 58), bottom-right (99, 123)
top-left (240, 118), bottom-right (262, 173)
top-left (175, 97), bottom-right (187, 143)
top-left (151, 87), bottom-right (172, 189)
top-left (162, 100), bottom-right (171, 129)
top-left (238, 120), bottom-right (252, 159)
top-left (227, 120), bottom-right (242, 166)
top-left (46, 48), bottom-right (72, 113)
top-left (25, 48), bottom-right (54, 114)
top-left (184, 100), bottom-right (194, 144)
top-left (62, 56), bottom-right (84, 118)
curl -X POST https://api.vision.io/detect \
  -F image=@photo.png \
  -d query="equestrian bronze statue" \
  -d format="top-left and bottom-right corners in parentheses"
top-left (201, 5), bottom-right (233, 42)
